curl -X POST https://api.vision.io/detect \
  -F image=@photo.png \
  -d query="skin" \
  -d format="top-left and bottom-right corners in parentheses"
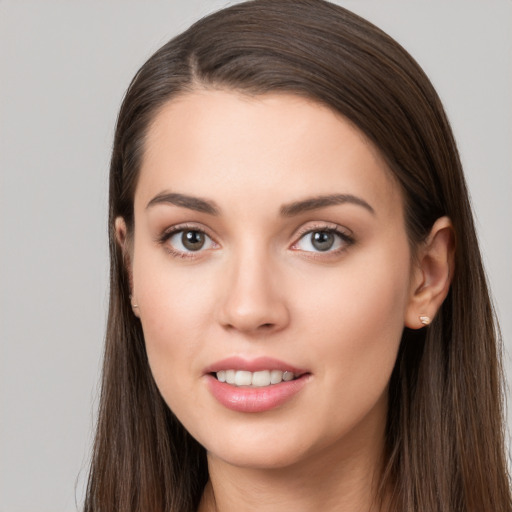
top-left (116, 90), bottom-right (454, 512)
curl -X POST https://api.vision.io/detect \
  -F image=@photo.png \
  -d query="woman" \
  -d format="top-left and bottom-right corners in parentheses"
top-left (84, 1), bottom-right (511, 510)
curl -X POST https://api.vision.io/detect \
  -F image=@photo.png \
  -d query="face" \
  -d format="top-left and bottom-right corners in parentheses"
top-left (122, 90), bottom-right (418, 471)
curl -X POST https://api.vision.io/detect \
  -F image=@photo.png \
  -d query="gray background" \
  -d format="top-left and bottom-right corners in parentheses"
top-left (0, 1), bottom-right (510, 510)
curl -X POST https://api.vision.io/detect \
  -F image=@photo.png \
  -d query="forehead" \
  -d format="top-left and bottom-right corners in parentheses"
top-left (135, 89), bottom-right (402, 219)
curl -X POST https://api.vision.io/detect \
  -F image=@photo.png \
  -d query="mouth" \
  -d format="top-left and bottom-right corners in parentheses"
top-left (204, 357), bottom-right (310, 412)
top-left (212, 369), bottom-right (301, 387)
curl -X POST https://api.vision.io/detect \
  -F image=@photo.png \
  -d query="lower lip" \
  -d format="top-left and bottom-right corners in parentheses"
top-left (205, 374), bottom-right (309, 413)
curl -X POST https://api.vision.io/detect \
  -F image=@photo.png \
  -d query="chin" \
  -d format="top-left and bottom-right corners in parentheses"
top-left (198, 422), bottom-right (327, 471)
top-left (208, 443), bottom-right (307, 470)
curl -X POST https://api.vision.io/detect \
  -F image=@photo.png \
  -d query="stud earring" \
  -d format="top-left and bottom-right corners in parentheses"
top-left (419, 315), bottom-right (430, 326)
top-left (129, 295), bottom-right (139, 309)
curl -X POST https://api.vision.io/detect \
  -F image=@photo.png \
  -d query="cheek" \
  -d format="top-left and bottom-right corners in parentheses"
top-left (298, 243), bottom-right (410, 338)
top-left (132, 249), bottom-right (216, 398)
top-left (292, 243), bottom-right (411, 419)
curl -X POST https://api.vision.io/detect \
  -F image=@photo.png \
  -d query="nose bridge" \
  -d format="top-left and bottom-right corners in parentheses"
top-left (218, 239), bottom-right (289, 333)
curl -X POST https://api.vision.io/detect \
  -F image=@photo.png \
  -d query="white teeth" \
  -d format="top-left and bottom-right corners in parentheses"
top-left (252, 370), bottom-right (271, 387)
top-left (270, 370), bottom-right (283, 384)
top-left (234, 370), bottom-right (252, 386)
top-left (282, 371), bottom-right (294, 381)
top-left (215, 369), bottom-right (297, 387)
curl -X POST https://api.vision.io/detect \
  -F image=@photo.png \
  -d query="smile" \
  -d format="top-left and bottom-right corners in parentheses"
top-left (215, 369), bottom-right (297, 387)
top-left (204, 357), bottom-right (310, 413)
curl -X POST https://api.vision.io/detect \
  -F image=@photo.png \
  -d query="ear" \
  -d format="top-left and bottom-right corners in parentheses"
top-left (405, 216), bottom-right (455, 329)
top-left (115, 216), bottom-right (128, 250)
top-left (115, 217), bottom-right (139, 317)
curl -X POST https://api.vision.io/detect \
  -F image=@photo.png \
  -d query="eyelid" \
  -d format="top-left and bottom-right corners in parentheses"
top-left (157, 222), bottom-right (217, 243)
top-left (292, 221), bottom-right (353, 240)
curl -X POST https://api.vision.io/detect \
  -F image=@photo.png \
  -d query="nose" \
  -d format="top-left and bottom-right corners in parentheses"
top-left (217, 248), bottom-right (290, 335)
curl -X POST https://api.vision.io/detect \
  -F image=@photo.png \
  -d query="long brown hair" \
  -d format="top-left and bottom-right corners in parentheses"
top-left (84, 1), bottom-right (511, 510)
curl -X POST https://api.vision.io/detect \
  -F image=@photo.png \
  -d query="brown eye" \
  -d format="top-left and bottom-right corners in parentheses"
top-left (165, 228), bottom-right (216, 256)
top-left (182, 230), bottom-right (205, 251)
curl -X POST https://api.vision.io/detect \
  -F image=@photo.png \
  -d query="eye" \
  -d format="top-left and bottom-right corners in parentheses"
top-left (293, 228), bottom-right (353, 253)
top-left (165, 228), bottom-right (217, 255)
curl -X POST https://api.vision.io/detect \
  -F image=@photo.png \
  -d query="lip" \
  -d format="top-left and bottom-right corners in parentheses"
top-left (206, 374), bottom-right (309, 413)
top-left (204, 356), bottom-right (310, 413)
top-left (203, 356), bottom-right (308, 375)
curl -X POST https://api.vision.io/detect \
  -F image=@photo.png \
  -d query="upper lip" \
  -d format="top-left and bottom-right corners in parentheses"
top-left (203, 356), bottom-right (308, 375)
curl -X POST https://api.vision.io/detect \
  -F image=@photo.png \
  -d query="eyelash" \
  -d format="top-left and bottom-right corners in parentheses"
top-left (156, 223), bottom-right (355, 259)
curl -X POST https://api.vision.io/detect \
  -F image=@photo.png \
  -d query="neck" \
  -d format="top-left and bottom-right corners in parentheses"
top-left (198, 424), bottom-right (389, 512)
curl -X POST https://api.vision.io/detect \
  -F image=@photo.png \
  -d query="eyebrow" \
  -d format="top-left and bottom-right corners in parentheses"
top-left (280, 194), bottom-right (375, 216)
top-left (146, 192), bottom-right (220, 215)
top-left (145, 191), bottom-right (374, 217)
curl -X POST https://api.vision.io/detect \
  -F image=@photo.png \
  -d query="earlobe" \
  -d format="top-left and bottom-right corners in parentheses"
top-left (405, 216), bottom-right (455, 329)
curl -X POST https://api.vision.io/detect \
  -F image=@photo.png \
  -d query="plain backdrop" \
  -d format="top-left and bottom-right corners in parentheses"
top-left (0, 1), bottom-right (510, 511)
